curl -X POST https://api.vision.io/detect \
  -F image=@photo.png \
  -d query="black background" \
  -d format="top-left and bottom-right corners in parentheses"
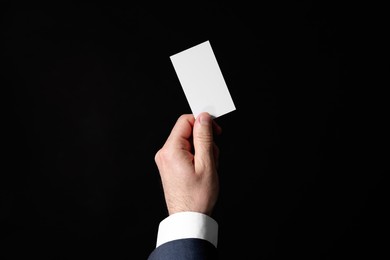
top-left (1, 1), bottom-right (387, 259)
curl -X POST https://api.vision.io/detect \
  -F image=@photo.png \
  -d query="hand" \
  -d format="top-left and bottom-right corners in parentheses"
top-left (154, 112), bottom-right (222, 216)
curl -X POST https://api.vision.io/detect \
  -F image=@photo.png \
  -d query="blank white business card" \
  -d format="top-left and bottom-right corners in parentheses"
top-left (170, 40), bottom-right (236, 119)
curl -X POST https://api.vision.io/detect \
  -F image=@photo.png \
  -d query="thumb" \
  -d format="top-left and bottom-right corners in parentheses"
top-left (193, 112), bottom-right (215, 172)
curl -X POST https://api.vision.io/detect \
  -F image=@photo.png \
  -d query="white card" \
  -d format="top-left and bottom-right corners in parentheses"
top-left (170, 40), bottom-right (236, 119)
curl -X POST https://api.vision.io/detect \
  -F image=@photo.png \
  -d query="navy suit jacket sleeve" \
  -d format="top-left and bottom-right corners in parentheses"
top-left (147, 238), bottom-right (218, 260)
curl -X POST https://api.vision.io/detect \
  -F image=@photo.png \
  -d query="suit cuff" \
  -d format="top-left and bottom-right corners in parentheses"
top-left (156, 211), bottom-right (218, 248)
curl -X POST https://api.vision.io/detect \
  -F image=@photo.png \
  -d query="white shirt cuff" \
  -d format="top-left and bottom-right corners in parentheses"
top-left (156, 211), bottom-right (218, 248)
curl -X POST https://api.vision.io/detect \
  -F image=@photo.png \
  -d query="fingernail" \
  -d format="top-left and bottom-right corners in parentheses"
top-left (199, 113), bottom-right (211, 126)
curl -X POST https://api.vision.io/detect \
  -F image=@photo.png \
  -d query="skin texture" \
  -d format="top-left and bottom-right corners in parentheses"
top-left (154, 112), bottom-right (222, 216)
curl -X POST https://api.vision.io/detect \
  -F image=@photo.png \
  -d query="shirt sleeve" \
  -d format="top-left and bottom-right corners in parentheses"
top-left (155, 211), bottom-right (218, 248)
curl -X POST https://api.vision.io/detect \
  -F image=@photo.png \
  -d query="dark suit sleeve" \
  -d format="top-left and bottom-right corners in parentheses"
top-left (147, 238), bottom-right (218, 260)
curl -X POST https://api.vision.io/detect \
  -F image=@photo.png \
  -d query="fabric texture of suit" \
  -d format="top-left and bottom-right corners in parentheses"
top-left (148, 238), bottom-right (218, 260)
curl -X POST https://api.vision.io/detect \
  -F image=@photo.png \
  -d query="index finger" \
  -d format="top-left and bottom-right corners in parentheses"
top-left (165, 114), bottom-right (195, 150)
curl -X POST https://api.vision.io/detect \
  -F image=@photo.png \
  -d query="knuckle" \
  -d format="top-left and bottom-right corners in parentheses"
top-left (196, 132), bottom-right (213, 144)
